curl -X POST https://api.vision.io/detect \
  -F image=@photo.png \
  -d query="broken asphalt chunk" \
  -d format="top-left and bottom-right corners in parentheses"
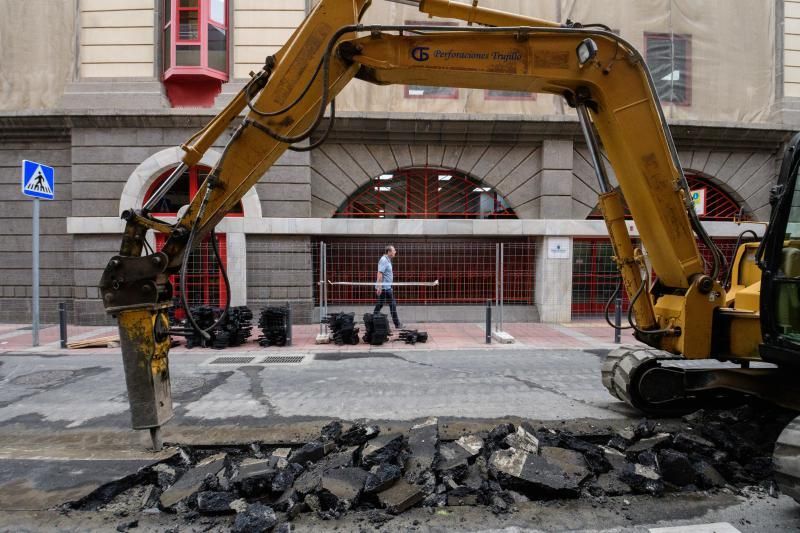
top-left (232, 459), bottom-right (277, 497)
top-left (271, 463), bottom-right (303, 493)
top-left (672, 432), bottom-right (717, 456)
top-left (455, 434), bottom-right (484, 456)
top-left (504, 426), bottom-right (539, 454)
top-left (490, 446), bottom-right (590, 498)
top-left (626, 433), bottom-right (672, 454)
top-left (320, 467), bottom-right (369, 506)
top-left (593, 473), bottom-right (631, 496)
top-left (619, 462), bottom-right (664, 495)
top-left (365, 463), bottom-right (402, 493)
top-left (378, 479), bottom-right (425, 514)
top-left (196, 491), bottom-right (236, 515)
top-left (600, 446), bottom-right (627, 472)
top-left (694, 460), bottom-right (727, 488)
top-left (273, 489), bottom-right (304, 518)
top-left (291, 440), bottom-right (335, 465)
top-left (232, 503), bottom-right (277, 533)
top-left (321, 420), bottom-right (343, 442)
top-left (153, 463), bottom-right (177, 489)
top-left (435, 442), bottom-right (472, 480)
top-left (361, 433), bottom-right (404, 467)
top-left (159, 453), bottom-right (227, 509)
top-left (658, 449), bottom-right (695, 487)
top-left (487, 423), bottom-right (515, 448)
top-left (405, 417), bottom-right (439, 483)
top-left (337, 424), bottom-right (380, 447)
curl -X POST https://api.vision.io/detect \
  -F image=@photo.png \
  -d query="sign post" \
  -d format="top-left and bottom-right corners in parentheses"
top-left (21, 160), bottom-right (55, 347)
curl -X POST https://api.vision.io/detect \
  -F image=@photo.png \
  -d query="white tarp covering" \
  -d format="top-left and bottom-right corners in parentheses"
top-left (0, 0), bottom-right (76, 110)
top-left (336, 0), bottom-right (776, 123)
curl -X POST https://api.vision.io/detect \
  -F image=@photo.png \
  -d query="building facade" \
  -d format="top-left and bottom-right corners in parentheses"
top-left (0, 0), bottom-right (797, 325)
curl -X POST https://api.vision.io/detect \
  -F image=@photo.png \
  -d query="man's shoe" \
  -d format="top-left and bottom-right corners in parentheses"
top-left (395, 323), bottom-right (405, 330)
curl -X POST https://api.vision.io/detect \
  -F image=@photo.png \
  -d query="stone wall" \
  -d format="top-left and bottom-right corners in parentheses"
top-left (0, 137), bottom-right (73, 324)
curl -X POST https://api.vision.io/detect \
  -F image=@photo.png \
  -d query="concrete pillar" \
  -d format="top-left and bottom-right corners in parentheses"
top-left (539, 139), bottom-right (574, 220)
top-left (227, 232), bottom-right (247, 307)
top-left (535, 236), bottom-right (573, 323)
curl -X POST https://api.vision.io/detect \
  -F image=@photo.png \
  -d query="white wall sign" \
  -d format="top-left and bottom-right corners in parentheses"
top-left (691, 188), bottom-right (706, 216)
top-left (548, 237), bottom-right (571, 259)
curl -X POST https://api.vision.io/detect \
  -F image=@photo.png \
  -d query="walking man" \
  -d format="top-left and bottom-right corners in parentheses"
top-left (375, 245), bottom-right (403, 330)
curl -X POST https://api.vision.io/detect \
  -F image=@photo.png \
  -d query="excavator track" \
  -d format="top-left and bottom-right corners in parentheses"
top-left (601, 347), bottom-right (696, 416)
top-left (774, 416), bottom-right (800, 503)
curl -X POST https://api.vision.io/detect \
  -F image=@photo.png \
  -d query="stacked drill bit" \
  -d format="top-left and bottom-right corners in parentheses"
top-left (398, 329), bottom-right (428, 345)
top-left (212, 306), bottom-right (254, 349)
top-left (323, 312), bottom-right (360, 345)
top-left (185, 306), bottom-right (219, 349)
top-left (258, 306), bottom-right (289, 347)
top-left (362, 312), bottom-right (389, 346)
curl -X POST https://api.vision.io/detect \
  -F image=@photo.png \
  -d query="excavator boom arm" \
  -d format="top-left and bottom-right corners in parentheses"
top-left (100, 0), bottom-right (716, 447)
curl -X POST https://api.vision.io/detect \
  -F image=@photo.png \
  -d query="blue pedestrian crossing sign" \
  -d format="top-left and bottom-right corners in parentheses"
top-left (21, 160), bottom-right (55, 200)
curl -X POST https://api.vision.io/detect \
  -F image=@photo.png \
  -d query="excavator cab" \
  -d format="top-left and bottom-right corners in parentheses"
top-left (760, 132), bottom-right (800, 368)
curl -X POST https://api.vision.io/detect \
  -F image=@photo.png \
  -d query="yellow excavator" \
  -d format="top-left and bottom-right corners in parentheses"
top-left (99, 0), bottom-right (800, 499)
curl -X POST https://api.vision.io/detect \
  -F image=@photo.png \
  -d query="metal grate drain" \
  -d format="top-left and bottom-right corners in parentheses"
top-left (261, 355), bottom-right (305, 364)
top-left (208, 356), bottom-right (256, 365)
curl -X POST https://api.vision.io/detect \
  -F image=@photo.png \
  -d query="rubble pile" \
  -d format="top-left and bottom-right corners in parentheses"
top-left (322, 312), bottom-right (360, 345)
top-left (398, 329), bottom-right (429, 345)
top-left (212, 307), bottom-right (254, 350)
top-left (68, 404), bottom-right (795, 530)
top-left (362, 313), bottom-right (389, 346)
top-left (258, 306), bottom-right (290, 347)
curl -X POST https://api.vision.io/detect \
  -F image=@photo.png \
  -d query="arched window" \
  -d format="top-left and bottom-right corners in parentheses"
top-left (143, 165), bottom-right (240, 316)
top-left (144, 165), bottom-right (243, 216)
top-left (587, 174), bottom-right (743, 221)
top-left (576, 174), bottom-right (745, 317)
top-left (336, 168), bottom-right (516, 219)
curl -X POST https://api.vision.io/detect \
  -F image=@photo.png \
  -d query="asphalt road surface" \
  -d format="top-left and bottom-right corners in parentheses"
top-left (1, 347), bottom-right (799, 532)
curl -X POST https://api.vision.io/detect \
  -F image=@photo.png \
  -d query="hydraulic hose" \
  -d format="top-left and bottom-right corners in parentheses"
top-left (723, 229), bottom-right (759, 290)
top-left (604, 278), bottom-right (633, 330)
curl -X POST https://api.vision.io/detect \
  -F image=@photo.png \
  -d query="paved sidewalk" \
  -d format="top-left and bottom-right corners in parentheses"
top-left (0, 320), bottom-right (638, 356)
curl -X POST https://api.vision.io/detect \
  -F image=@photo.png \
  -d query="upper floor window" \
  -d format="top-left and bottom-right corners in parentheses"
top-left (485, 90), bottom-right (535, 101)
top-left (645, 33), bottom-right (691, 106)
top-left (404, 20), bottom-right (459, 100)
top-left (162, 0), bottom-right (228, 106)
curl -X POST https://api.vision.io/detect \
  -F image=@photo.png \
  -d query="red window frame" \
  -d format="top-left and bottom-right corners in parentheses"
top-left (163, 0), bottom-right (229, 81)
top-left (143, 165), bottom-right (243, 217)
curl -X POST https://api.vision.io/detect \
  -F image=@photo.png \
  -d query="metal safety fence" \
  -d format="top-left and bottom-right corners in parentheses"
top-left (0, 234), bottom-right (750, 349)
top-left (313, 239), bottom-right (536, 328)
top-left (571, 237), bottom-right (743, 321)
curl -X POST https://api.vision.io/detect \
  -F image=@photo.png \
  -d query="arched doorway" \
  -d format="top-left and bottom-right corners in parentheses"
top-left (573, 174), bottom-right (745, 317)
top-left (143, 164), bottom-right (244, 317)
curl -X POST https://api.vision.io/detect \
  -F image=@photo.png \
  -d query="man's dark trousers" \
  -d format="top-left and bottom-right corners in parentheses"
top-left (374, 288), bottom-right (401, 328)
